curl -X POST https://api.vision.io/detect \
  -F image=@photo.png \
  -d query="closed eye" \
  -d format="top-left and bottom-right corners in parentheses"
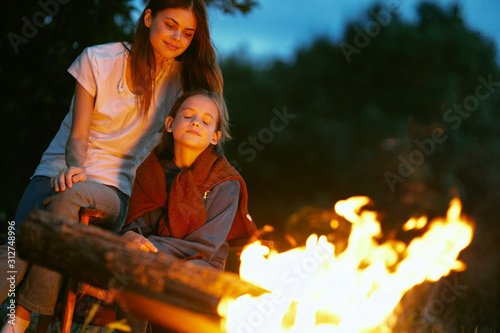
top-left (202, 117), bottom-right (214, 125)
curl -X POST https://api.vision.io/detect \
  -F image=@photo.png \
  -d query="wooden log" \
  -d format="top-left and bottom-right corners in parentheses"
top-left (16, 210), bottom-right (267, 331)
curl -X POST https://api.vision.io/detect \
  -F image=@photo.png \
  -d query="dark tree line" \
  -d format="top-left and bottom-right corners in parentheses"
top-left (222, 3), bottom-right (500, 229)
top-left (220, 3), bottom-right (500, 331)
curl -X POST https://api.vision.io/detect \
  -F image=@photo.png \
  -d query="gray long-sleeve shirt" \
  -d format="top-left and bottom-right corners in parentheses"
top-left (121, 159), bottom-right (240, 271)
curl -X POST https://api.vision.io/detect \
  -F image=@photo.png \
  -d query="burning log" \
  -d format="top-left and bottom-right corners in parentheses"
top-left (17, 210), bottom-right (267, 332)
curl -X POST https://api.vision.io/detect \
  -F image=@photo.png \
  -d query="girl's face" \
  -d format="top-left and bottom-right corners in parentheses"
top-left (145, 7), bottom-right (196, 61)
top-left (165, 95), bottom-right (221, 152)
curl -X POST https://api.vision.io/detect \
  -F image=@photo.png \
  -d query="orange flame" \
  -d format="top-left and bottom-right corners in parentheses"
top-left (218, 197), bottom-right (473, 333)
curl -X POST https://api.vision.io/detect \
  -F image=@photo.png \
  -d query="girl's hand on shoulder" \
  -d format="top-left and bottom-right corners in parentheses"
top-left (50, 166), bottom-right (87, 192)
top-left (122, 230), bottom-right (158, 253)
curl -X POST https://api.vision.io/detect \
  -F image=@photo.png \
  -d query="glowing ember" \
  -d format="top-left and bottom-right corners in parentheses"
top-left (218, 197), bottom-right (473, 333)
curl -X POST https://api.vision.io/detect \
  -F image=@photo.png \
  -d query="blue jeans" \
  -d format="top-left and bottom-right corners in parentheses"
top-left (13, 176), bottom-right (52, 233)
top-left (1, 176), bottom-right (129, 315)
top-left (0, 177), bottom-right (52, 304)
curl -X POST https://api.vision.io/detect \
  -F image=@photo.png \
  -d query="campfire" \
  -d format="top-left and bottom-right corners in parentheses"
top-left (218, 196), bottom-right (474, 332)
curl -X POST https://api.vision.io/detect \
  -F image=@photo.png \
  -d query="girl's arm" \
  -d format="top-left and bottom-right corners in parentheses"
top-left (121, 209), bottom-right (160, 253)
top-left (51, 82), bottom-right (94, 192)
top-left (145, 180), bottom-right (240, 270)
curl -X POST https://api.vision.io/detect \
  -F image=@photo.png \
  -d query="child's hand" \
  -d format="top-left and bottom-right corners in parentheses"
top-left (51, 166), bottom-right (87, 192)
top-left (122, 230), bottom-right (158, 253)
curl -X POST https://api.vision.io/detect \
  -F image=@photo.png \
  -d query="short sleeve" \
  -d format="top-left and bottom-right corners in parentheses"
top-left (67, 47), bottom-right (97, 97)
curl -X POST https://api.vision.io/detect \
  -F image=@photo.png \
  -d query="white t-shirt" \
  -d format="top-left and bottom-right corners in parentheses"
top-left (33, 42), bottom-right (182, 196)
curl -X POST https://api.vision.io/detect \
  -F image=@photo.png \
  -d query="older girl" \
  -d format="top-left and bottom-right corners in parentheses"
top-left (1, 1), bottom-right (223, 331)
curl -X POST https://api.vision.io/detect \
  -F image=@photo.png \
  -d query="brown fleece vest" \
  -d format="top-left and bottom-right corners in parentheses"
top-left (125, 146), bottom-right (257, 246)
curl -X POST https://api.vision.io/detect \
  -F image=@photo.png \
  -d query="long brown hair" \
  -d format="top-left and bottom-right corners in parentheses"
top-left (128, 0), bottom-right (224, 117)
top-left (156, 89), bottom-right (229, 160)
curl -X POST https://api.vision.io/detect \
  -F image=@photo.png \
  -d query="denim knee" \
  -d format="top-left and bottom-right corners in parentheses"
top-left (13, 176), bottom-right (51, 233)
top-left (44, 187), bottom-right (88, 223)
top-left (43, 181), bottom-right (128, 231)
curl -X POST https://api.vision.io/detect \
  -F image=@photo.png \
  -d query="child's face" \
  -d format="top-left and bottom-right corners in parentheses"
top-left (165, 95), bottom-right (221, 152)
top-left (145, 7), bottom-right (196, 61)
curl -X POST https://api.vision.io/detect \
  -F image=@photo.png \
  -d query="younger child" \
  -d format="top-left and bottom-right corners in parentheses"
top-left (122, 88), bottom-right (256, 269)
top-left (119, 89), bottom-right (257, 331)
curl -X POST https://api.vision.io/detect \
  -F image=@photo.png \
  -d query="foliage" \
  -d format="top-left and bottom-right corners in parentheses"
top-left (135, 0), bottom-right (258, 14)
top-left (198, 0), bottom-right (258, 14)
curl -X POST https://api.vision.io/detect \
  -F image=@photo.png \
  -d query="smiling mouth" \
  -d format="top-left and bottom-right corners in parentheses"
top-left (165, 41), bottom-right (180, 51)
